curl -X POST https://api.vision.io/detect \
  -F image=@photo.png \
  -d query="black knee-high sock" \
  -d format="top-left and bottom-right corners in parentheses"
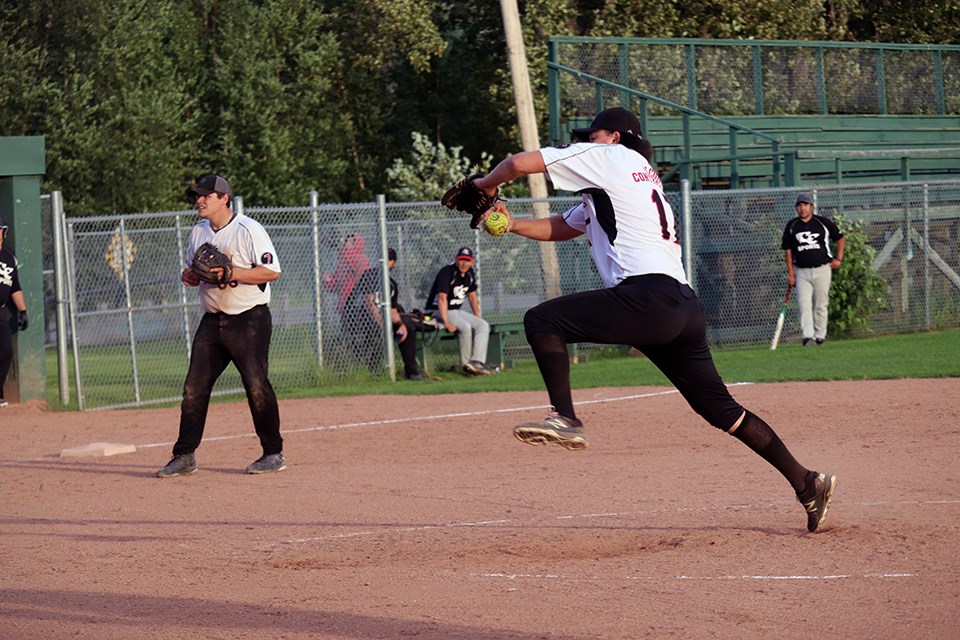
top-left (527, 331), bottom-right (576, 420)
top-left (732, 410), bottom-right (814, 495)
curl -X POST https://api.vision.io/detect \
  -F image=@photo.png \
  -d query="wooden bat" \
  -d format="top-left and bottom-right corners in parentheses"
top-left (770, 285), bottom-right (793, 350)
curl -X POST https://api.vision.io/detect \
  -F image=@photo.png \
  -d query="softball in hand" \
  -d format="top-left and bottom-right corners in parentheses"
top-left (484, 211), bottom-right (509, 237)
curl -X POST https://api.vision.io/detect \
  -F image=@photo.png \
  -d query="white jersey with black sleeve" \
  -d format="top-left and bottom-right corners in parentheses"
top-left (539, 142), bottom-right (686, 288)
top-left (186, 212), bottom-right (281, 315)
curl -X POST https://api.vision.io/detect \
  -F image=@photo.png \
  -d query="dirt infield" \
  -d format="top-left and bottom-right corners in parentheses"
top-left (3, 378), bottom-right (959, 639)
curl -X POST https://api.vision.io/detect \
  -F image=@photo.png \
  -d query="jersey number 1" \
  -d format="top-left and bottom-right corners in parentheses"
top-left (652, 190), bottom-right (673, 241)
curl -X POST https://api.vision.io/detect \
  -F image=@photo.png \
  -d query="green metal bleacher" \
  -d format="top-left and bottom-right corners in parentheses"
top-left (646, 114), bottom-right (960, 189)
top-left (549, 38), bottom-right (960, 190)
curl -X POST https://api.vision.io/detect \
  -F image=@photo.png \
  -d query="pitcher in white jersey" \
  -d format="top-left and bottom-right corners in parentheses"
top-left (469, 107), bottom-right (837, 533)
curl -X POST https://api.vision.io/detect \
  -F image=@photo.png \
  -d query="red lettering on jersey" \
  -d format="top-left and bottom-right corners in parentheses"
top-left (631, 167), bottom-right (663, 188)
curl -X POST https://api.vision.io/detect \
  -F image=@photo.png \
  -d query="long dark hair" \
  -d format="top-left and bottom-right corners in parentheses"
top-left (620, 134), bottom-right (655, 166)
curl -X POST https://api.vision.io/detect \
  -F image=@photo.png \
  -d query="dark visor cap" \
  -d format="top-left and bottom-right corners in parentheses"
top-left (572, 107), bottom-right (643, 143)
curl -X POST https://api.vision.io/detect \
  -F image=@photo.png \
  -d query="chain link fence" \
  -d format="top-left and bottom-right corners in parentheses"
top-left (550, 37), bottom-right (960, 118)
top-left (47, 180), bottom-right (960, 409)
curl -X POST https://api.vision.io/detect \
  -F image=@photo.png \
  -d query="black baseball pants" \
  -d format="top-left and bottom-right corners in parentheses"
top-left (523, 274), bottom-right (744, 430)
top-left (174, 304), bottom-right (283, 456)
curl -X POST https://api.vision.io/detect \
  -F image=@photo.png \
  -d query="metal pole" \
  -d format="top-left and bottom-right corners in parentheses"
top-left (377, 195), bottom-right (395, 381)
top-left (681, 179), bottom-right (693, 291)
top-left (118, 219), bottom-right (141, 403)
top-left (50, 191), bottom-right (70, 404)
top-left (64, 222), bottom-right (84, 410)
top-left (310, 191), bottom-right (324, 368)
top-left (923, 184), bottom-right (931, 329)
top-left (175, 214), bottom-right (192, 361)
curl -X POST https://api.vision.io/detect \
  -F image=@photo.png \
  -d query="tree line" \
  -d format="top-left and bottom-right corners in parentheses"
top-left (1, 0), bottom-right (957, 216)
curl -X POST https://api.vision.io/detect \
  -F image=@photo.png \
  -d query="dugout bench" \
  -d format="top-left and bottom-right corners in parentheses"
top-left (415, 321), bottom-right (526, 373)
top-left (417, 322), bottom-right (587, 372)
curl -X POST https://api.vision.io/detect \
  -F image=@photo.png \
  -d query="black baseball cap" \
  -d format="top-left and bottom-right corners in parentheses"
top-left (795, 192), bottom-right (814, 205)
top-left (388, 248), bottom-right (397, 261)
top-left (186, 174), bottom-right (232, 203)
top-left (0, 213), bottom-right (7, 231)
top-left (572, 107), bottom-right (644, 143)
top-left (455, 246), bottom-right (474, 262)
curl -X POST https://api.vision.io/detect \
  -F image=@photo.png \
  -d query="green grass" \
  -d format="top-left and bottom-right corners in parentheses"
top-left (45, 329), bottom-right (960, 410)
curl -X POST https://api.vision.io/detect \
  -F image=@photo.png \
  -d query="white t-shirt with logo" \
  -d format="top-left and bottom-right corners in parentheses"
top-left (186, 212), bottom-right (281, 315)
top-left (539, 142), bottom-right (687, 288)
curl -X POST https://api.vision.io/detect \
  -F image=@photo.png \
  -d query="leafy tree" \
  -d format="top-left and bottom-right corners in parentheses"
top-left (319, 0), bottom-right (446, 199)
top-left (2, 0), bottom-right (194, 216)
top-left (386, 131), bottom-right (493, 202)
top-left (186, 0), bottom-right (349, 204)
top-left (848, 0), bottom-right (960, 43)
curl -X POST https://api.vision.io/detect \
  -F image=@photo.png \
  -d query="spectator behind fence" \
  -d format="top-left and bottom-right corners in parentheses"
top-left (424, 246), bottom-right (492, 376)
top-left (323, 232), bottom-right (371, 313)
top-left (0, 214), bottom-right (29, 408)
top-left (342, 248), bottom-right (424, 381)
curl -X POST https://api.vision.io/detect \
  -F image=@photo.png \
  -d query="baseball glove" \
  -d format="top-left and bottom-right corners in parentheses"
top-left (441, 173), bottom-right (499, 229)
top-left (191, 242), bottom-right (233, 288)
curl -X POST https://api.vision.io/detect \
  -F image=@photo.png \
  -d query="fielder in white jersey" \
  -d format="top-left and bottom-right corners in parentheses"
top-left (470, 107), bottom-right (837, 533)
top-left (156, 174), bottom-right (286, 479)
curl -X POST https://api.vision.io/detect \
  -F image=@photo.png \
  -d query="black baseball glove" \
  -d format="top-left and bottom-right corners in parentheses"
top-left (191, 242), bottom-right (233, 288)
top-left (441, 173), bottom-right (499, 229)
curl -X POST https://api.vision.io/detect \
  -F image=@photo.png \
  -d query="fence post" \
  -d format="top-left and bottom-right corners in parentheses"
top-left (118, 219), bottom-right (141, 404)
top-left (681, 179), bottom-right (693, 292)
top-left (310, 191), bottom-right (324, 368)
top-left (547, 40), bottom-right (561, 146)
top-left (377, 195), bottom-right (395, 381)
top-left (752, 45), bottom-right (764, 115)
top-left (923, 184), bottom-right (931, 329)
top-left (816, 47), bottom-right (827, 115)
top-left (50, 190), bottom-right (69, 404)
top-left (174, 214), bottom-right (192, 361)
top-left (876, 49), bottom-right (887, 115)
top-left (64, 221), bottom-right (84, 410)
top-left (686, 43), bottom-right (697, 111)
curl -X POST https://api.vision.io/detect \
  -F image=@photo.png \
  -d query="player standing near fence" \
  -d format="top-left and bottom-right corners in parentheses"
top-left (156, 174), bottom-right (286, 477)
top-left (782, 192), bottom-right (845, 347)
top-left (442, 107), bottom-right (836, 532)
top-left (0, 215), bottom-right (29, 408)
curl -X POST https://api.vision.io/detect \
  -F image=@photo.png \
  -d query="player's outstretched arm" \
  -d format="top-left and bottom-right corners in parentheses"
top-left (484, 201), bottom-right (581, 242)
top-left (473, 151), bottom-right (546, 196)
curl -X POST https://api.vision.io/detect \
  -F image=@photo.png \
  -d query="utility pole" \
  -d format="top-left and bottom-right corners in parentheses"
top-left (499, 0), bottom-right (561, 299)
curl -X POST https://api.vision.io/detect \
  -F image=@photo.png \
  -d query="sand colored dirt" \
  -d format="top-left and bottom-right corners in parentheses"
top-left (2, 378), bottom-right (959, 639)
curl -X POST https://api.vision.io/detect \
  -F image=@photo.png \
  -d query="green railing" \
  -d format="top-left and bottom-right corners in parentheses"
top-left (547, 60), bottom-right (782, 187)
top-left (548, 36), bottom-right (960, 117)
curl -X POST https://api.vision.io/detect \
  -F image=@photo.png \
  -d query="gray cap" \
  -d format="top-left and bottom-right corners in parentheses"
top-left (795, 192), bottom-right (814, 205)
top-left (186, 174), bottom-right (232, 204)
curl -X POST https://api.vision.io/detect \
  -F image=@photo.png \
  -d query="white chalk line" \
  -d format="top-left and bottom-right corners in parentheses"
top-left (473, 571), bottom-right (917, 582)
top-left (1, 386), bottom-right (696, 464)
top-left (130, 385), bottom-right (718, 450)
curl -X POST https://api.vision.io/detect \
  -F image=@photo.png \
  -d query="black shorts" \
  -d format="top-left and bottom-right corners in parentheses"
top-left (523, 274), bottom-right (743, 430)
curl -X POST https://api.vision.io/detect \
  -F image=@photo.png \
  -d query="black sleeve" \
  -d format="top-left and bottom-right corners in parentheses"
top-left (425, 265), bottom-right (452, 310)
top-left (780, 220), bottom-right (795, 251)
top-left (821, 216), bottom-right (844, 240)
